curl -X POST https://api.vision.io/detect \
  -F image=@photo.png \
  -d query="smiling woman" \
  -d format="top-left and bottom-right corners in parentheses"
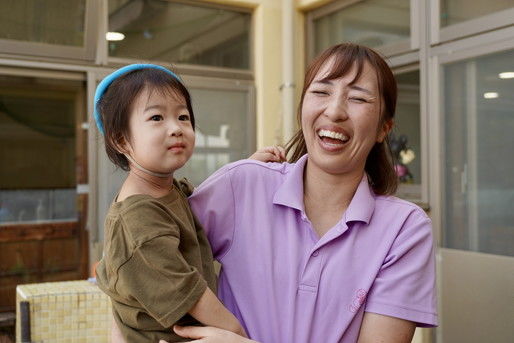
top-left (168, 43), bottom-right (437, 343)
top-left (286, 43), bottom-right (398, 196)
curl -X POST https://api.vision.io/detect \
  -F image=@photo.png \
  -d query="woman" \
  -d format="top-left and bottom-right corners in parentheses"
top-left (171, 43), bottom-right (437, 343)
top-left (121, 43), bottom-right (437, 343)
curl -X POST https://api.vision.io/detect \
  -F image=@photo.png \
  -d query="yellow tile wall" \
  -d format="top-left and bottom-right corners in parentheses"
top-left (16, 280), bottom-right (111, 343)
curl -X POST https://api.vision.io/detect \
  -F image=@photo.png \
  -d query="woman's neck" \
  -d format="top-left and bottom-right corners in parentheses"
top-left (118, 168), bottom-right (174, 201)
top-left (303, 160), bottom-right (364, 237)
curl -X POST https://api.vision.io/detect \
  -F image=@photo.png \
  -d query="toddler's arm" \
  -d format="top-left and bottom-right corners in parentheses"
top-left (249, 146), bottom-right (286, 163)
top-left (189, 287), bottom-right (247, 337)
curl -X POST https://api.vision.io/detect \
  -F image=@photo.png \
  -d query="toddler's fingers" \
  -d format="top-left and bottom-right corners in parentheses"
top-left (273, 146), bottom-right (286, 161)
top-left (261, 152), bottom-right (281, 162)
top-left (277, 146), bottom-right (286, 160)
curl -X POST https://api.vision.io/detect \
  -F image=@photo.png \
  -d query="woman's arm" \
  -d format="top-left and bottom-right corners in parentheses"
top-left (110, 290), bottom-right (248, 342)
top-left (357, 312), bottom-right (415, 343)
top-left (111, 317), bottom-right (126, 343)
top-left (164, 325), bottom-right (259, 343)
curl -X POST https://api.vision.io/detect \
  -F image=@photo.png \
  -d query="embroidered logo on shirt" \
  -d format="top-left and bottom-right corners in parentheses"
top-left (348, 289), bottom-right (367, 313)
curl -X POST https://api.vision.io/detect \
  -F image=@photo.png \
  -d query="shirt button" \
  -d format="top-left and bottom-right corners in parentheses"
top-left (312, 251), bottom-right (319, 257)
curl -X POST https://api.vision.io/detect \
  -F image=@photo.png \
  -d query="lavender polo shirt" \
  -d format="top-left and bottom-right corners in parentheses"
top-left (189, 155), bottom-right (437, 343)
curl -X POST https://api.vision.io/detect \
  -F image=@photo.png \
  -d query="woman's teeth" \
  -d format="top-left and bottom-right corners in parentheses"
top-left (318, 129), bottom-right (349, 143)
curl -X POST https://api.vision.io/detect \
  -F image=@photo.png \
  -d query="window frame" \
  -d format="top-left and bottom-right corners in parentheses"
top-left (430, 0), bottom-right (514, 45)
top-left (0, 0), bottom-right (100, 61)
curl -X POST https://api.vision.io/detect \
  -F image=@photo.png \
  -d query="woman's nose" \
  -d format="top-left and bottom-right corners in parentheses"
top-left (324, 96), bottom-right (349, 121)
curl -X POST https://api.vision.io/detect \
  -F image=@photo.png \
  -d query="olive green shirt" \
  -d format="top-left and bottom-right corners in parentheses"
top-left (96, 180), bottom-right (217, 342)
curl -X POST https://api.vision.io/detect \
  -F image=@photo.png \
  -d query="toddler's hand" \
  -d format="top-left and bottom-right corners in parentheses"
top-left (249, 146), bottom-right (286, 163)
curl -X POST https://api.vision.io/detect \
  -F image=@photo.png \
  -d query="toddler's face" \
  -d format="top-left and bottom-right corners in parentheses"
top-left (122, 87), bottom-right (195, 175)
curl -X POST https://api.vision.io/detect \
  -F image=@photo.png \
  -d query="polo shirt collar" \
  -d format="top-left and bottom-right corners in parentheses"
top-left (272, 154), bottom-right (308, 212)
top-left (343, 175), bottom-right (375, 225)
top-left (272, 154), bottom-right (376, 225)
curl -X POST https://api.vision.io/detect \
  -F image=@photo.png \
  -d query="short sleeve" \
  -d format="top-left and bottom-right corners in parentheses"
top-left (365, 211), bottom-right (438, 327)
top-left (117, 235), bottom-right (207, 328)
top-left (188, 166), bottom-right (235, 260)
top-left (115, 215), bottom-right (207, 328)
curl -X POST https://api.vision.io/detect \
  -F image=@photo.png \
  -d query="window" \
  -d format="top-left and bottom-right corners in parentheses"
top-left (0, 0), bottom-right (86, 46)
top-left (392, 69), bottom-right (421, 199)
top-left (440, 0), bottom-right (514, 27)
top-left (0, 0), bottom-right (97, 60)
top-left (309, 0), bottom-right (411, 57)
top-left (308, 0), bottom-right (424, 202)
top-left (175, 81), bottom-right (255, 185)
top-left (434, 0), bottom-right (514, 44)
top-left (442, 49), bottom-right (514, 257)
top-left (0, 74), bottom-right (85, 225)
top-left (92, 75), bottom-right (255, 240)
top-left (107, 0), bottom-right (251, 69)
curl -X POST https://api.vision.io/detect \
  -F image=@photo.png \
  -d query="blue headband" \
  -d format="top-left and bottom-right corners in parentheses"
top-left (93, 64), bottom-right (181, 135)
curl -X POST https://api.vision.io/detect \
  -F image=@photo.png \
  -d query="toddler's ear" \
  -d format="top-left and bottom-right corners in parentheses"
top-left (114, 135), bottom-right (130, 155)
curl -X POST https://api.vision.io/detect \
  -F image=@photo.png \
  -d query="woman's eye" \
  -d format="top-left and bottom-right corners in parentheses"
top-left (150, 114), bottom-right (163, 121)
top-left (312, 90), bottom-right (328, 95)
top-left (178, 114), bottom-right (190, 121)
top-left (350, 97), bottom-right (367, 103)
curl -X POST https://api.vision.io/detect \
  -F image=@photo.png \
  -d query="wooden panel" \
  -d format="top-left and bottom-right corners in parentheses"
top-left (42, 238), bottom-right (80, 270)
top-left (0, 216), bottom-right (85, 310)
top-left (0, 241), bottom-right (39, 274)
top-left (0, 221), bottom-right (77, 243)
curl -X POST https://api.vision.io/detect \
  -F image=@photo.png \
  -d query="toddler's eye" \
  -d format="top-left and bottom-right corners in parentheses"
top-left (179, 114), bottom-right (190, 121)
top-left (150, 114), bottom-right (163, 121)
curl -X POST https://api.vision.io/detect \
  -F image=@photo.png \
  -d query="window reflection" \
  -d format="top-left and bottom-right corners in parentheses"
top-left (440, 0), bottom-right (513, 27)
top-left (313, 0), bottom-right (410, 55)
top-left (392, 70), bottom-right (421, 186)
top-left (0, 75), bottom-right (82, 225)
top-left (175, 87), bottom-right (251, 185)
top-left (0, 0), bottom-right (86, 46)
top-left (108, 0), bottom-right (251, 69)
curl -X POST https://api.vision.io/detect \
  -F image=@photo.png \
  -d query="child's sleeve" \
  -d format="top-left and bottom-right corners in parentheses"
top-left (115, 204), bottom-right (207, 328)
top-left (364, 210), bottom-right (438, 327)
top-left (188, 166), bottom-right (236, 261)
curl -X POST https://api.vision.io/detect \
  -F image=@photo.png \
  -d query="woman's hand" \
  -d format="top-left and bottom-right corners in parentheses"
top-left (158, 325), bottom-right (259, 343)
top-left (249, 146), bottom-right (286, 163)
top-left (111, 316), bottom-right (127, 343)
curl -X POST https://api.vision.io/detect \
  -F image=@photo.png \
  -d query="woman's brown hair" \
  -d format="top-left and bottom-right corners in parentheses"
top-left (98, 68), bottom-right (195, 171)
top-left (285, 43), bottom-right (398, 195)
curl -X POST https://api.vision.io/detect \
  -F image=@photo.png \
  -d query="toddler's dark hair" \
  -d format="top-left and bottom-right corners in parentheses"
top-left (98, 68), bottom-right (194, 171)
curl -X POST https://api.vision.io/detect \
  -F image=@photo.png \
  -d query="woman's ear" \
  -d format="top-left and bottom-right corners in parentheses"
top-left (376, 119), bottom-right (393, 143)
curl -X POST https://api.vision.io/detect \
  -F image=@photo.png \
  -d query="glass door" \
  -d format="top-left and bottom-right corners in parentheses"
top-left (0, 70), bottom-right (88, 311)
top-left (438, 47), bottom-right (514, 343)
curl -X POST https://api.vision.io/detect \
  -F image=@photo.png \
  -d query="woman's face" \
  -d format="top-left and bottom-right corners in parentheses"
top-left (301, 59), bottom-right (391, 176)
